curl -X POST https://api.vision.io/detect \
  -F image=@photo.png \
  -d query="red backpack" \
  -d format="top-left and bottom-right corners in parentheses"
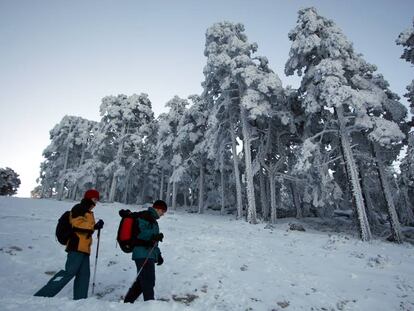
top-left (117, 209), bottom-right (155, 253)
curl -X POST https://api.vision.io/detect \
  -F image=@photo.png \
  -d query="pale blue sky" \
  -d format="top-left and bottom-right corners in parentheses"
top-left (0, 0), bottom-right (413, 197)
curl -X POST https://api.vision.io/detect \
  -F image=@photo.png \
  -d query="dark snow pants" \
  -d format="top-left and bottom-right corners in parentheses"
top-left (124, 258), bottom-right (155, 303)
top-left (34, 251), bottom-right (90, 300)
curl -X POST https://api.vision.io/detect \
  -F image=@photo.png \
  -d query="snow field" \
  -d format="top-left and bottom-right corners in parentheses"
top-left (0, 197), bottom-right (413, 310)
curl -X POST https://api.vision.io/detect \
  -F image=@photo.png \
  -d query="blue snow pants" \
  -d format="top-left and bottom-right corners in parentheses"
top-left (34, 251), bottom-right (90, 300)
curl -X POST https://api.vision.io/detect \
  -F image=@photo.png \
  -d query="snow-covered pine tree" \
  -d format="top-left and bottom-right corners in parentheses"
top-left (285, 8), bottom-right (373, 240)
top-left (91, 95), bottom-right (125, 202)
top-left (119, 94), bottom-right (156, 204)
top-left (203, 86), bottom-right (245, 218)
top-left (133, 120), bottom-right (159, 204)
top-left (88, 93), bottom-right (156, 202)
top-left (0, 167), bottom-right (21, 196)
top-left (31, 185), bottom-right (43, 198)
top-left (202, 89), bottom-right (240, 215)
top-left (202, 24), bottom-right (244, 219)
top-left (358, 74), bottom-right (409, 242)
top-left (49, 116), bottom-right (75, 199)
top-left (396, 17), bottom-right (414, 227)
top-left (174, 95), bottom-right (210, 213)
top-left (38, 116), bottom-right (96, 199)
top-left (239, 56), bottom-right (286, 221)
top-left (292, 130), bottom-right (343, 220)
top-left (396, 17), bottom-right (414, 116)
top-left (203, 22), bottom-right (283, 223)
top-left (67, 118), bottom-right (98, 200)
top-left (399, 133), bottom-right (414, 224)
top-left (69, 120), bottom-right (100, 200)
top-left (267, 89), bottom-right (301, 222)
top-left (247, 65), bottom-right (295, 222)
top-left (287, 8), bottom-right (411, 242)
top-left (156, 96), bottom-right (188, 209)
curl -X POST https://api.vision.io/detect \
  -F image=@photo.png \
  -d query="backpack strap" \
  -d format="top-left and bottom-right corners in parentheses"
top-left (133, 210), bottom-right (157, 224)
top-left (70, 210), bottom-right (94, 234)
top-left (133, 211), bottom-right (157, 247)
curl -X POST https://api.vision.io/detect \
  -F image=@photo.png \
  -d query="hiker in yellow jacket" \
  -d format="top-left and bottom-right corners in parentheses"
top-left (34, 189), bottom-right (104, 300)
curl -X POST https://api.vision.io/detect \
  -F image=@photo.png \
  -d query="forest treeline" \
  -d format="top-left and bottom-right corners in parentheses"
top-left (34, 8), bottom-right (414, 242)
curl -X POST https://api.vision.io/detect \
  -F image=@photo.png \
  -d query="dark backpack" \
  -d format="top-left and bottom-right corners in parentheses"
top-left (117, 209), bottom-right (155, 253)
top-left (56, 211), bottom-right (73, 245)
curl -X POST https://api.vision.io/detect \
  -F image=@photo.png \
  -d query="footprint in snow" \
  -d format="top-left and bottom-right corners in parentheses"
top-left (276, 300), bottom-right (290, 309)
top-left (366, 254), bottom-right (389, 268)
top-left (240, 264), bottom-right (248, 271)
top-left (95, 285), bottom-right (120, 299)
top-left (172, 293), bottom-right (199, 305)
top-left (107, 260), bottom-right (117, 267)
top-left (350, 251), bottom-right (365, 259)
top-left (1, 246), bottom-right (23, 255)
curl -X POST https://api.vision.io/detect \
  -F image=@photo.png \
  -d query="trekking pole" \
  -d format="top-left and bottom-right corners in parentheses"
top-left (92, 228), bottom-right (101, 295)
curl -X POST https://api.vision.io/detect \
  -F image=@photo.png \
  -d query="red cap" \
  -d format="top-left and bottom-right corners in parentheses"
top-left (84, 189), bottom-right (100, 201)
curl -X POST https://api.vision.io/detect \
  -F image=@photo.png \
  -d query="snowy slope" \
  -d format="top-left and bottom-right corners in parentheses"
top-left (0, 197), bottom-right (413, 311)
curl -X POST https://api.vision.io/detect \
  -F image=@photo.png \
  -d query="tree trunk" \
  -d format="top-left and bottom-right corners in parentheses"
top-left (198, 164), bottom-right (205, 214)
top-left (220, 154), bottom-right (226, 215)
top-left (172, 181), bottom-right (177, 210)
top-left (392, 175), bottom-right (414, 226)
top-left (159, 170), bottom-right (164, 201)
top-left (140, 176), bottom-right (147, 205)
top-left (70, 144), bottom-right (85, 202)
top-left (79, 145), bottom-right (85, 166)
top-left (58, 145), bottom-right (70, 200)
top-left (166, 177), bottom-right (172, 207)
top-left (270, 173), bottom-right (277, 224)
top-left (259, 169), bottom-right (268, 220)
top-left (336, 106), bottom-right (372, 241)
top-left (266, 172), bottom-right (271, 215)
top-left (104, 183), bottom-right (111, 202)
top-left (230, 124), bottom-right (243, 219)
top-left (123, 172), bottom-right (130, 204)
top-left (289, 181), bottom-right (302, 218)
top-left (109, 174), bottom-right (117, 203)
top-left (189, 187), bottom-right (194, 208)
top-left (71, 183), bottom-right (78, 201)
top-left (109, 124), bottom-right (127, 202)
top-left (184, 190), bottom-right (188, 208)
top-left (400, 182), bottom-right (414, 225)
top-left (373, 144), bottom-right (403, 243)
top-left (40, 185), bottom-right (47, 199)
top-left (359, 166), bottom-right (380, 228)
top-left (240, 106), bottom-right (257, 224)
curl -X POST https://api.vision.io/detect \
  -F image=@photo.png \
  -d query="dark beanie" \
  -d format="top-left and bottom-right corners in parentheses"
top-left (84, 189), bottom-right (100, 201)
top-left (153, 200), bottom-right (167, 211)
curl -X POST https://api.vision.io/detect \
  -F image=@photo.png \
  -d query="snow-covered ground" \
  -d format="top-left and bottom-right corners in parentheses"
top-left (0, 197), bottom-right (413, 311)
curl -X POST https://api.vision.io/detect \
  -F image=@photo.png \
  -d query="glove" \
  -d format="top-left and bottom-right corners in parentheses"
top-left (94, 219), bottom-right (104, 230)
top-left (157, 254), bottom-right (164, 266)
top-left (152, 233), bottom-right (164, 242)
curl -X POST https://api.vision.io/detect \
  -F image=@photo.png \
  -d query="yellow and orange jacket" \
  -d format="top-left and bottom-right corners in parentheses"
top-left (66, 199), bottom-right (96, 255)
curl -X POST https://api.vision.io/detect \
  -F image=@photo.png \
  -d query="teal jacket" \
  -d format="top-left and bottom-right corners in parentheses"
top-left (131, 207), bottom-right (162, 262)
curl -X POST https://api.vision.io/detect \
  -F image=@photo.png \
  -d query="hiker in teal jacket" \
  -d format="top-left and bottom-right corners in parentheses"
top-left (124, 200), bottom-right (167, 303)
